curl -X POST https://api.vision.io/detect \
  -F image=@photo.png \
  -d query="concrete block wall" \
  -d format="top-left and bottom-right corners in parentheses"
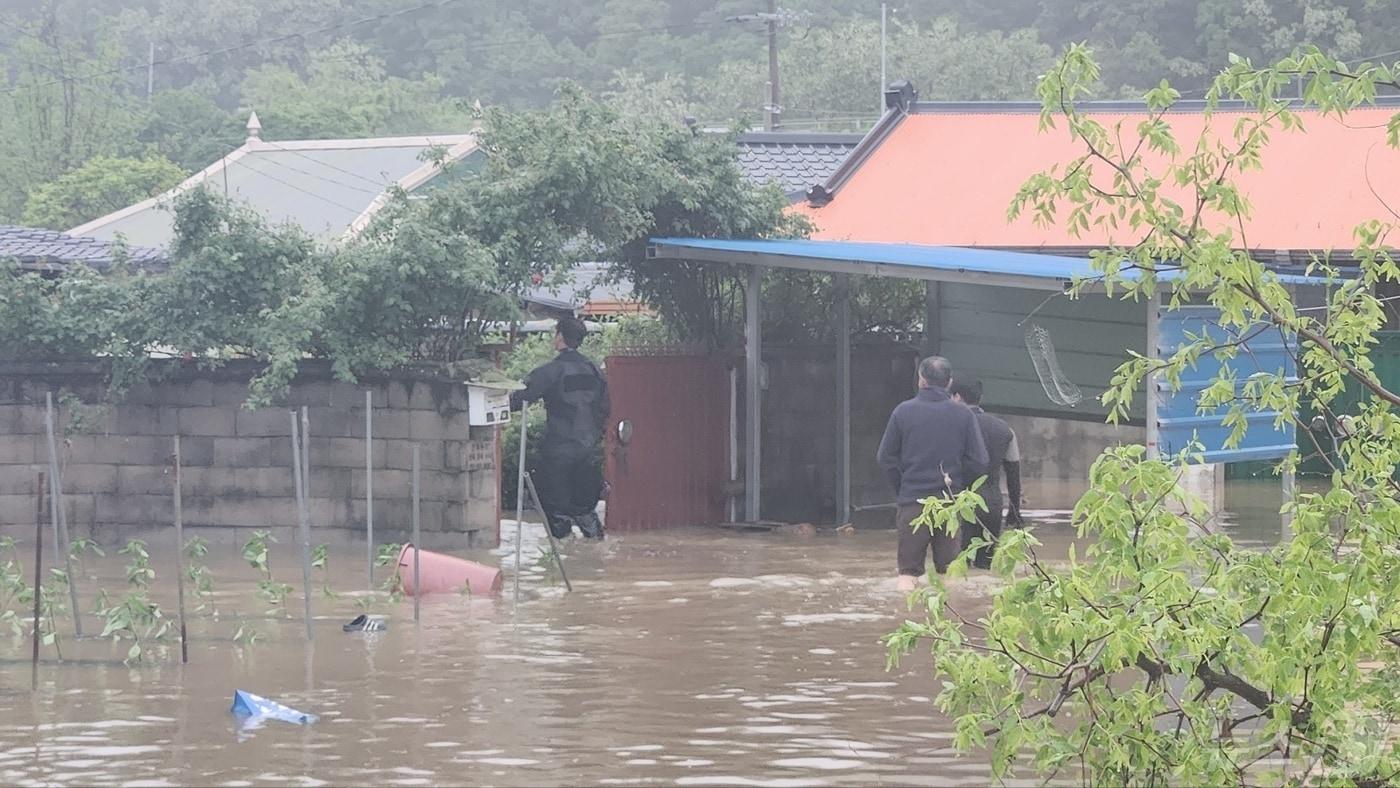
top-left (0, 361), bottom-right (500, 549)
top-left (1000, 413), bottom-right (1145, 509)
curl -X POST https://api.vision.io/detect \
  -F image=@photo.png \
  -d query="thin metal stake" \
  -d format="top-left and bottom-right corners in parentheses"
top-left (290, 412), bottom-right (314, 642)
top-left (411, 445), bottom-right (421, 623)
top-left (32, 472), bottom-right (45, 690)
top-left (44, 393), bottom-right (81, 637)
top-left (301, 407), bottom-right (311, 516)
top-left (523, 472), bottom-right (572, 592)
top-left (513, 406), bottom-right (529, 605)
top-left (172, 436), bottom-right (189, 664)
top-left (365, 390), bottom-right (374, 589)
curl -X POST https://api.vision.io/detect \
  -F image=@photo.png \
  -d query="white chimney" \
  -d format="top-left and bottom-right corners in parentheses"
top-left (245, 110), bottom-right (262, 142)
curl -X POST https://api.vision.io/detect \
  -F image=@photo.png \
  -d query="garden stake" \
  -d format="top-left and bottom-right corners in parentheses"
top-left (524, 471), bottom-right (572, 592)
top-left (513, 405), bottom-right (528, 606)
top-left (44, 392), bottom-right (81, 637)
top-left (411, 445), bottom-right (421, 622)
top-left (172, 436), bottom-right (189, 664)
top-left (290, 412), bottom-right (314, 642)
top-left (32, 471), bottom-right (44, 690)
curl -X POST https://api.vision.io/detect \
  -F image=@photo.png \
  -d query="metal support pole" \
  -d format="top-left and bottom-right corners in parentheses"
top-left (290, 413), bottom-right (314, 642)
top-left (411, 445), bottom-right (421, 623)
top-left (728, 368), bottom-right (739, 523)
top-left (1281, 465), bottom-right (1296, 543)
top-left (922, 282), bottom-right (941, 357)
top-left (44, 392), bottom-right (80, 637)
top-left (172, 436), bottom-right (188, 664)
top-left (513, 406), bottom-right (529, 604)
top-left (835, 274), bottom-right (852, 524)
top-left (524, 472), bottom-right (572, 592)
top-left (1145, 295), bottom-right (1162, 460)
top-left (745, 264), bottom-right (763, 522)
top-left (365, 390), bottom-right (374, 589)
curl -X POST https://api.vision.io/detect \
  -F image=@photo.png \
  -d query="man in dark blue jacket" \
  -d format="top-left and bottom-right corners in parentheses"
top-left (877, 356), bottom-right (988, 590)
top-left (510, 318), bottom-right (611, 540)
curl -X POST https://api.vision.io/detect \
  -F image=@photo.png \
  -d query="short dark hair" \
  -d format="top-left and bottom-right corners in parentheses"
top-left (557, 317), bottom-right (588, 349)
top-left (918, 355), bottom-right (952, 388)
top-left (950, 378), bottom-right (983, 405)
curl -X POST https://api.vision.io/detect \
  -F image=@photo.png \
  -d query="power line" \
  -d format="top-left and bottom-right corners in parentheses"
top-left (244, 146), bottom-right (389, 197)
top-left (260, 140), bottom-right (404, 190)
top-left (233, 157), bottom-right (368, 215)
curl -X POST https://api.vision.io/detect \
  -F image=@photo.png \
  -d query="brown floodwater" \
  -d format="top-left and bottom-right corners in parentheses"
top-left (0, 488), bottom-right (1286, 787)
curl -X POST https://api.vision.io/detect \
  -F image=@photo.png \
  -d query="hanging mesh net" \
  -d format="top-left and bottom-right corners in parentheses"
top-left (1024, 322), bottom-right (1084, 407)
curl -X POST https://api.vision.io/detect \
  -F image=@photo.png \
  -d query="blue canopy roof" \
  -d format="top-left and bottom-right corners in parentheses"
top-left (648, 238), bottom-right (1334, 291)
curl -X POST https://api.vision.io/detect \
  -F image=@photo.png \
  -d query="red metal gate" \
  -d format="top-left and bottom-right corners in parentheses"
top-left (604, 352), bottom-right (730, 531)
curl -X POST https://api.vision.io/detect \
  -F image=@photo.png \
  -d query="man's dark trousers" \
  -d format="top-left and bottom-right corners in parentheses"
top-left (533, 444), bottom-right (603, 539)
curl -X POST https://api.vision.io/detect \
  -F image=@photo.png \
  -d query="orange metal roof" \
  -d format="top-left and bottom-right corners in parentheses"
top-left (798, 107), bottom-right (1400, 251)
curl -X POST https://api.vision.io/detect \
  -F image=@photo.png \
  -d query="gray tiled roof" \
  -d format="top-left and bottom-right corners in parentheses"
top-left (734, 132), bottom-right (864, 200)
top-left (525, 262), bottom-right (633, 311)
top-left (0, 225), bottom-right (167, 272)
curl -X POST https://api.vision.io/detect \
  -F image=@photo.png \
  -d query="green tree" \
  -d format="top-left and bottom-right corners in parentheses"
top-left (239, 40), bottom-right (472, 140)
top-left (138, 88), bottom-right (243, 170)
top-left (0, 5), bottom-right (142, 220)
top-left (21, 155), bottom-right (185, 230)
top-left (888, 46), bottom-right (1400, 785)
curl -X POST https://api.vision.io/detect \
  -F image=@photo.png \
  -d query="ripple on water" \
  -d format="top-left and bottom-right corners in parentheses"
top-left (675, 778), bottom-right (826, 787)
top-left (772, 757), bottom-right (868, 770)
top-left (782, 613), bottom-right (885, 626)
top-left (709, 577), bottom-right (760, 588)
top-left (472, 757), bottom-right (540, 766)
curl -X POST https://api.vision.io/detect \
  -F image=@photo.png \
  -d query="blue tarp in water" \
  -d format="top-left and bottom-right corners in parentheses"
top-left (231, 690), bottom-right (318, 725)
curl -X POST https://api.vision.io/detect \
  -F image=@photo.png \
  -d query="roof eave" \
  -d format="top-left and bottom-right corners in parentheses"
top-left (805, 105), bottom-right (908, 208)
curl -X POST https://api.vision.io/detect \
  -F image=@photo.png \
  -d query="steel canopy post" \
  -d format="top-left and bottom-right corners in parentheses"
top-left (835, 274), bottom-right (851, 524)
top-left (745, 264), bottom-right (763, 522)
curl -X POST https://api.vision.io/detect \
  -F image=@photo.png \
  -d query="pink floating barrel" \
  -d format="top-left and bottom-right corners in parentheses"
top-left (397, 543), bottom-right (503, 597)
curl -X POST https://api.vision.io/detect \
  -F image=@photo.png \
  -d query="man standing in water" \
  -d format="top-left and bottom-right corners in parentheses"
top-left (877, 356), bottom-right (988, 591)
top-left (949, 379), bottom-right (1024, 569)
top-left (511, 317), bottom-right (610, 540)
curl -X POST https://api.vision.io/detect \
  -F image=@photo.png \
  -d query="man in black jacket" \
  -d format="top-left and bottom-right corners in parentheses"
top-left (510, 318), bottom-right (611, 540)
top-left (877, 356), bottom-right (988, 591)
top-left (950, 379), bottom-right (1025, 570)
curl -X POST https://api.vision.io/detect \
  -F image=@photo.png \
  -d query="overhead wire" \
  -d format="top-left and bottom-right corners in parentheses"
top-left (232, 156), bottom-right (368, 215)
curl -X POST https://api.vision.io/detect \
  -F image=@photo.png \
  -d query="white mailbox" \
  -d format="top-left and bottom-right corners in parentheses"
top-left (467, 383), bottom-right (512, 426)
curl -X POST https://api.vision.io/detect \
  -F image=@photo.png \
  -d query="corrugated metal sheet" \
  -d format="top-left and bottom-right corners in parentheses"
top-left (604, 354), bottom-right (730, 530)
top-left (649, 238), bottom-right (1333, 287)
top-left (938, 284), bottom-right (1144, 418)
top-left (1155, 305), bottom-right (1297, 463)
top-left (797, 104), bottom-right (1400, 250)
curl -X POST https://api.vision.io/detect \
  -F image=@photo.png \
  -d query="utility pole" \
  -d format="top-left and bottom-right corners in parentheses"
top-left (726, 4), bottom-right (785, 130)
top-left (766, 0), bottom-right (780, 130)
top-left (146, 42), bottom-right (154, 102)
top-left (879, 3), bottom-right (887, 113)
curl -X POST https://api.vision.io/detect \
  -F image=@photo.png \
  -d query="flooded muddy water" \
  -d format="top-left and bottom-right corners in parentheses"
top-left (0, 497), bottom-right (1285, 786)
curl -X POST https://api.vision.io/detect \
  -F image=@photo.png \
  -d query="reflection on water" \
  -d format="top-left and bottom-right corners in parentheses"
top-left (0, 481), bottom-right (1286, 786)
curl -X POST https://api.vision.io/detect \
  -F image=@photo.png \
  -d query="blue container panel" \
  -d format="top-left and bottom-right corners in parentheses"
top-left (1155, 306), bottom-right (1297, 464)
